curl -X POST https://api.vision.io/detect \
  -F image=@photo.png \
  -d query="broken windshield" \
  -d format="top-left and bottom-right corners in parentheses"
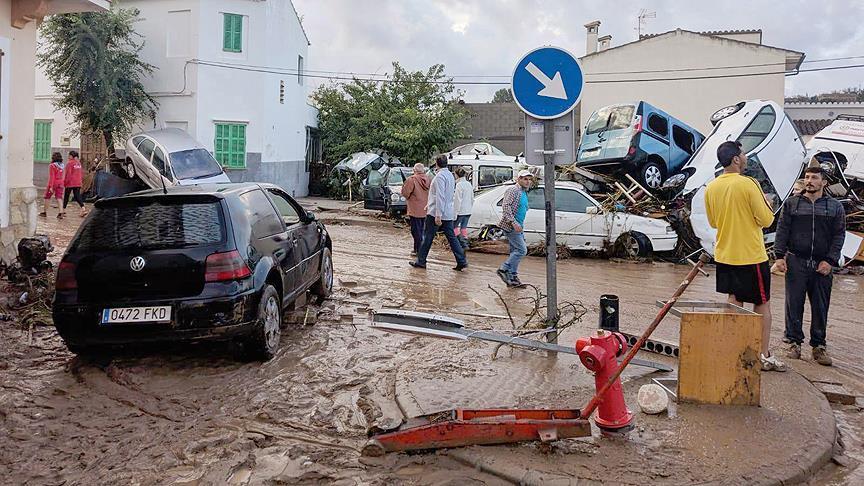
top-left (585, 105), bottom-right (635, 135)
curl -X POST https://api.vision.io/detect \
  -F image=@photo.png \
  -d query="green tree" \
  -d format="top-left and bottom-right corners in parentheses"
top-left (312, 62), bottom-right (467, 166)
top-left (38, 8), bottom-right (157, 156)
top-left (491, 88), bottom-right (514, 103)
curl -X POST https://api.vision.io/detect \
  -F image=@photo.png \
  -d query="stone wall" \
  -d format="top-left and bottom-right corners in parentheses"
top-left (0, 187), bottom-right (39, 264)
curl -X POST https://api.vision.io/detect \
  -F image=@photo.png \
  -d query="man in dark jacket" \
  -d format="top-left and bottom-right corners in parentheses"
top-left (773, 167), bottom-right (846, 366)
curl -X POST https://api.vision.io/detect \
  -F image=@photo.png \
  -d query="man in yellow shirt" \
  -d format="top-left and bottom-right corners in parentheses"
top-left (705, 141), bottom-right (786, 372)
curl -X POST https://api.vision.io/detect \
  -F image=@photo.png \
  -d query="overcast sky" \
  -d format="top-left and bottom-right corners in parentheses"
top-left (293, 0), bottom-right (864, 102)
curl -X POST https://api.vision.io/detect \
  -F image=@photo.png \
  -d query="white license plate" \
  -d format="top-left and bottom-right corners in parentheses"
top-left (101, 306), bottom-right (172, 324)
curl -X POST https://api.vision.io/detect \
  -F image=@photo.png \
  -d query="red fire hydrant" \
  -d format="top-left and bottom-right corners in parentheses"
top-left (576, 330), bottom-right (634, 432)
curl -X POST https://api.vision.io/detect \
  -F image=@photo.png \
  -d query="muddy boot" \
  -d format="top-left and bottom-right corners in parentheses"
top-left (786, 343), bottom-right (801, 360)
top-left (812, 346), bottom-right (832, 366)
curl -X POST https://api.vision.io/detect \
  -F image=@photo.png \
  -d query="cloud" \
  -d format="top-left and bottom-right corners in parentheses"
top-left (293, 0), bottom-right (864, 101)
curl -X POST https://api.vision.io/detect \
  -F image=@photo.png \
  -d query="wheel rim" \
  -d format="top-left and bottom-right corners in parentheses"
top-left (126, 163), bottom-right (136, 178)
top-left (263, 295), bottom-right (280, 350)
top-left (644, 166), bottom-right (662, 189)
top-left (322, 253), bottom-right (333, 291)
top-left (487, 227), bottom-right (505, 240)
top-left (712, 105), bottom-right (738, 121)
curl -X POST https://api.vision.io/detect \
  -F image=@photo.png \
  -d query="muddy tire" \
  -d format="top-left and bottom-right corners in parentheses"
top-left (241, 285), bottom-right (281, 361)
top-left (614, 232), bottom-right (653, 259)
top-left (311, 247), bottom-right (333, 303)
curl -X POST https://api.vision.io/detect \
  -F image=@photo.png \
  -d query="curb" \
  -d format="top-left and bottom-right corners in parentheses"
top-left (744, 371), bottom-right (838, 486)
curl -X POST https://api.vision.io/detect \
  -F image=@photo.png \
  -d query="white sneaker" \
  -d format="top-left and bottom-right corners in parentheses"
top-left (760, 353), bottom-right (787, 372)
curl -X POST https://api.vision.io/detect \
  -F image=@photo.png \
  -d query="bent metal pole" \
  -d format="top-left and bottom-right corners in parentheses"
top-left (580, 253), bottom-right (710, 420)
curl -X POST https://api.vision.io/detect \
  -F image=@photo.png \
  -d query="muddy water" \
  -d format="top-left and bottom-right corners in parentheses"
top-left (1, 204), bottom-right (861, 484)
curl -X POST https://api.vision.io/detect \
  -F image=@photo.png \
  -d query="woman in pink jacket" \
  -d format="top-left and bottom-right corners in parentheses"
top-left (40, 152), bottom-right (65, 219)
top-left (63, 150), bottom-right (87, 217)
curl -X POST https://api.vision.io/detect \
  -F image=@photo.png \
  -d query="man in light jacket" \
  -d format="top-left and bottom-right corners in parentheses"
top-left (401, 163), bottom-right (431, 255)
top-left (409, 156), bottom-right (468, 271)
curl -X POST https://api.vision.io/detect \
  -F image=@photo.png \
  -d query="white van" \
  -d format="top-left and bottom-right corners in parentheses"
top-left (805, 115), bottom-right (864, 182)
top-left (445, 154), bottom-right (522, 191)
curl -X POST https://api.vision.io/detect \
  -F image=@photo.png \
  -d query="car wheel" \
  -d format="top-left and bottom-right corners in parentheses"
top-left (481, 226), bottom-right (506, 241)
top-left (710, 102), bottom-right (745, 125)
top-left (639, 162), bottom-right (665, 190)
top-left (243, 285), bottom-right (281, 361)
top-left (614, 232), bottom-right (653, 259)
top-left (124, 161), bottom-right (136, 179)
top-left (311, 247), bottom-right (333, 303)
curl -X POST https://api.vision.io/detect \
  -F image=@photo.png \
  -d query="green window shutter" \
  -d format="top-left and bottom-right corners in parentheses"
top-left (214, 123), bottom-right (247, 168)
top-left (33, 121), bottom-right (52, 162)
top-left (223, 13), bottom-right (242, 52)
top-left (233, 15), bottom-right (243, 52)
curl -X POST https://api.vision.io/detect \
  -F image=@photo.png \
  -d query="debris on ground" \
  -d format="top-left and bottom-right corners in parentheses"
top-left (814, 382), bottom-right (859, 405)
top-left (0, 237), bottom-right (56, 346)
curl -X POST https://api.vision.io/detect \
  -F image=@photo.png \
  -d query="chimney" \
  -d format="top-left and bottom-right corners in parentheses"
top-left (585, 20), bottom-right (601, 55)
top-left (598, 35), bottom-right (612, 51)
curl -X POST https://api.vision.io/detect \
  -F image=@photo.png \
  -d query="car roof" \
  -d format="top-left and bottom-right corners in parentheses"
top-left (448, 154), bottom-right (520, 165)
top-left (135, 128), bottom-right (208, 154)
top-left (95, 182), bottom-right (279, 206)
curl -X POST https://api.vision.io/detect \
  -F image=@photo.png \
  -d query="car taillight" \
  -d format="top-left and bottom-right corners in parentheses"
top-left (56, 261), bottom-right (77, 290)
top-left (632, 115), bottom-right (643, 134)
top-left (205, 250), bottom-right (252, 282)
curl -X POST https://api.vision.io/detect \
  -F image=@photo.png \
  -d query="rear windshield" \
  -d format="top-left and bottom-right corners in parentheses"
top-left (169, 149), bottom-right (225, 180)
top-left (72, 201), bottom-right (225, 251)
top-left (585, 105), bottom-right (635, 135)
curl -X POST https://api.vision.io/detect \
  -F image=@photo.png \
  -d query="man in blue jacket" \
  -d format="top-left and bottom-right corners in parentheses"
top-left (773, 167), bottom-right (846, 366)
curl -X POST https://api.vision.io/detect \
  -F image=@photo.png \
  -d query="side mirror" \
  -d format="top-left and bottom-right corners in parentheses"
top-left (304, 211), bottom-right (316, 223)
top-left (586, 206), bottom-right (599, 215)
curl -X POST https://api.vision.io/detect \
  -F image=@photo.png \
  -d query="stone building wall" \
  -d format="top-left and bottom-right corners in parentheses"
top-left (0, 187), bottom-right (39, 264)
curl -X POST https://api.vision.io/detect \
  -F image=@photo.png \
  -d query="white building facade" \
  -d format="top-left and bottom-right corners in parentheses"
top-left (35, 0), bottom-right (319, 197)
top-left (579, 24), bottom-right (804, 134)
top-left (1, 0), bottom-right (108, 263)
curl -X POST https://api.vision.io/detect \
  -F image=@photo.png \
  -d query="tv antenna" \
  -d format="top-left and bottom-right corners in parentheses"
top-left (636, 9), bottom-right (656, 38)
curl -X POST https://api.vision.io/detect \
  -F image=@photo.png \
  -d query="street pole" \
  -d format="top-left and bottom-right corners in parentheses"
top-left (543, 119), bottom-right (558, 344)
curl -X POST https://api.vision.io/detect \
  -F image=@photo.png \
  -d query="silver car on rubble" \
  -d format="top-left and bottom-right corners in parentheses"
top-left (123, 128), bottom-right (231, 188)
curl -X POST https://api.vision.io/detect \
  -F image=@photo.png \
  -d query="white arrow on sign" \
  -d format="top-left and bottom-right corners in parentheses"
top-left (525, 62), bottom-right (567, 100)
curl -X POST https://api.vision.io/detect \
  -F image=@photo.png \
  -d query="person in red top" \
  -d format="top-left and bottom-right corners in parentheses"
top-left (63, 150), bottom-right (87, 217)
top-left (40, 152), bottom-right (65, 219)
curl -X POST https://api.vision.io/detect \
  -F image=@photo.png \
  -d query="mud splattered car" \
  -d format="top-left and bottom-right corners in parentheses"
top-left (53, 183), bottom-right (333, 360)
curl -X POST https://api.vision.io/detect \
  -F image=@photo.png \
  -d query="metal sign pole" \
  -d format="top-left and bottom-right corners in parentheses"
top-left (543, 120), bottom-right (558, 344)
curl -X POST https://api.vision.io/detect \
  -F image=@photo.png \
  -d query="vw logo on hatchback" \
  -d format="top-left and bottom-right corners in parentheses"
top-left (130, 256), bottom-right (146, 272)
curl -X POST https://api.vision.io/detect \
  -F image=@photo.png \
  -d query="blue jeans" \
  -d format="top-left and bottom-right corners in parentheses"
top-left (415, 216), bottom-right (467, 266)
top-left (455, 214), bottom-right (470, 230)
top-left (500, 229), bottom-right (526, 276)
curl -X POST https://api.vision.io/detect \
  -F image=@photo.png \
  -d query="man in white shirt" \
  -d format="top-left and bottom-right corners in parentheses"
top-left (409, 156), bottom-right (468, 271)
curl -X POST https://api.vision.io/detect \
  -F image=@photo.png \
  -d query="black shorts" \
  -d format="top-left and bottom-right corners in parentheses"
top-left (716, 261), bottom-right (771, 305)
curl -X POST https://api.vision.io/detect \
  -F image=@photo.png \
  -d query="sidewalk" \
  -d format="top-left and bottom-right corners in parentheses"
top-left (395, 350), bottom-right (836, 485)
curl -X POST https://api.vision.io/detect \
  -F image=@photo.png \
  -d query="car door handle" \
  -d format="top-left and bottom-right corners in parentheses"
top-left (274, 249), bottom-right (287, 260)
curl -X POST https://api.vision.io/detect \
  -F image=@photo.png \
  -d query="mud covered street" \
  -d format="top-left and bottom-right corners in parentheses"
top-left (1, 202), bottom-right (863, 485)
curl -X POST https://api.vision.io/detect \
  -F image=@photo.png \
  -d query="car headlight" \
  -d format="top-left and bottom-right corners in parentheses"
top-left (390, 193), bottom-right (401, 202)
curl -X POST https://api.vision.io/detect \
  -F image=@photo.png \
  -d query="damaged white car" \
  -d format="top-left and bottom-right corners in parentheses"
top-left (124, 128), bottom-right (231, 188)
top-left (677, 100), bottom-right (863, 263)
top-left (677, 100), bottom-right (806, 254)
top-left (468, 181), bottom-right (678, 257)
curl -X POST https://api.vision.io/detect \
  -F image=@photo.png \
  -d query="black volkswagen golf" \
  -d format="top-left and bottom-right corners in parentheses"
top-left (53, 183), bottom-right (333, 360)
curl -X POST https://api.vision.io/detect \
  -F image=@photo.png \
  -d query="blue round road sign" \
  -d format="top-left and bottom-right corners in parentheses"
top-left (511, 46), bottom-right (584, 120)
